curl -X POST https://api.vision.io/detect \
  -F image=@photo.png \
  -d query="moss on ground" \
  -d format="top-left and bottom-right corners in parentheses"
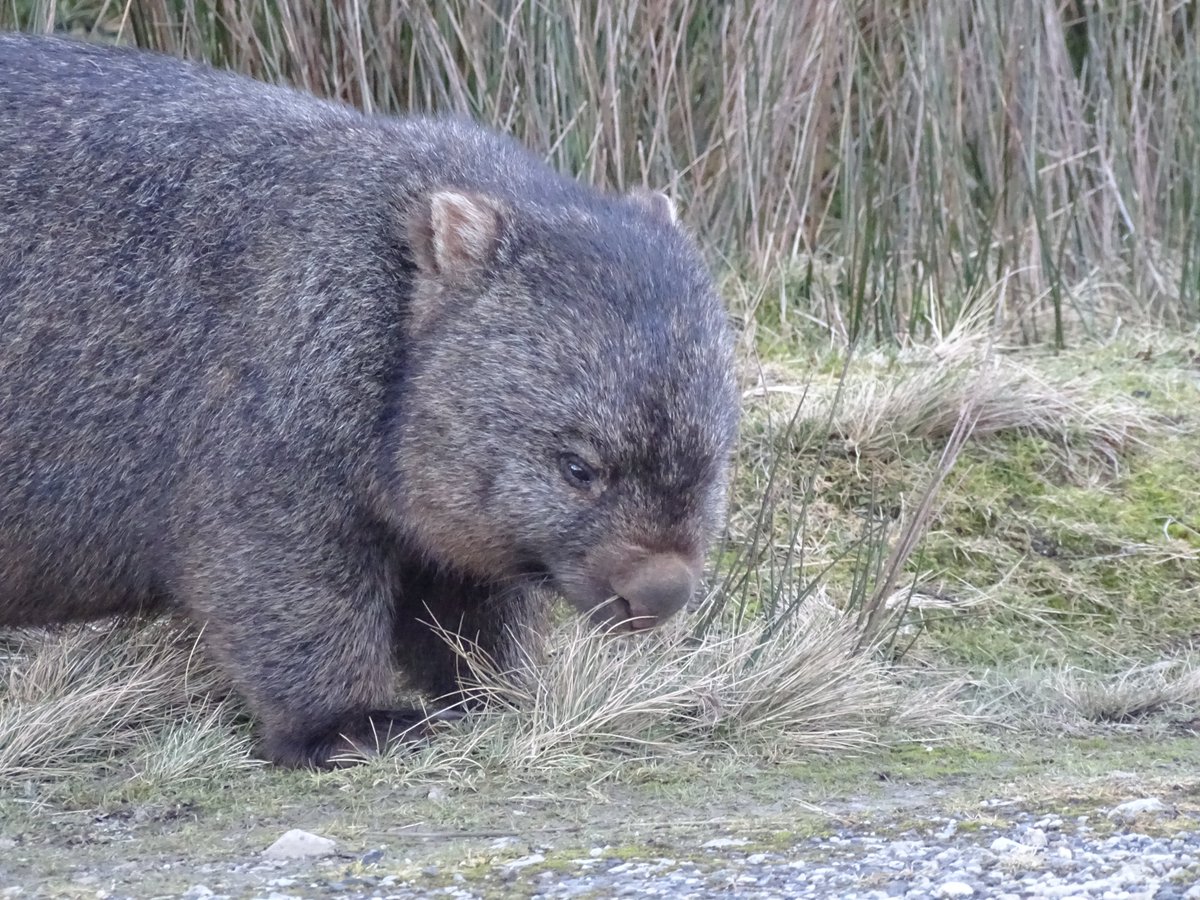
top-left (923, 431), bottom-right (1200, 664)
top-left (735, 331), bottom-right (1200, 671)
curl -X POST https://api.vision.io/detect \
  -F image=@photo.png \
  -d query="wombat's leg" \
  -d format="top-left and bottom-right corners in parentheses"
top-left (268, 706), bottom-right (465, 769)
top-left (393, 568), bottom-right (546, 707)
top-left (180, 539), bottom-right (432, 768)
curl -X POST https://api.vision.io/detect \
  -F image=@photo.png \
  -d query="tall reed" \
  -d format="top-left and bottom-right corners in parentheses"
top-left (6, 0), bottom-right (1198, 341)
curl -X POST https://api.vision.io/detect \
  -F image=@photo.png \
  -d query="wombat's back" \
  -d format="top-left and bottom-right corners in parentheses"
top-left (0, 35), bottom-right (472, 623)
top-left (0, 37), bottom-right (279, 621)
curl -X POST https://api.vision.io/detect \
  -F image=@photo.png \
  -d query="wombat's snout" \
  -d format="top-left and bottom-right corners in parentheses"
top-left (609, 553), bottom-right (699, 631)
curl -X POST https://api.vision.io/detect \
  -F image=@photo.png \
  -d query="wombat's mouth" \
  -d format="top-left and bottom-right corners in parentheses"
top-left (589, 595), bottom-right (659, 634)
top-left (539, 572), bottom-right (656, 634)
top-left (545, 556), bottom-right (693, 635)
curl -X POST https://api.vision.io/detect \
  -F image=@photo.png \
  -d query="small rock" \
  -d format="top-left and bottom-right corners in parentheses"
top-left (938, 820), bottom-right (958, 840)
top-left (701, 837), bottom-right (749, 849)
top-left (426, 786), bottom-right (446, 802)
top-left (1057, 846), bottom-right (1073, 860)
top-left (990, 837), bottom-right (1024, 855)
top-left (1024, 828), bottom-right (1048, 849)
top-left (262, 829), bottom-right (337, 860)
top-left (182, 888), bottom-right (213, 900)
top-left (937, 882), bottom-right (975, 898)
top-left (502, 853), bottom-right (545, 871)
top-left (1107, 798), bottom-right (1170, 822)
top-left (980, 797), bottom-right (1022, 809)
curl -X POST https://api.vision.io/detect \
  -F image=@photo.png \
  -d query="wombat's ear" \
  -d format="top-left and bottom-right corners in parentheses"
top-left (628, 187), bottom-right (678, 226)
top-left (409, 190), bottom-right (506, 279)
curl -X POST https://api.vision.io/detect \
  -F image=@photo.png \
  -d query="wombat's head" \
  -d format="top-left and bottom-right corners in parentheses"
top-left (390, 184), bottom-right (739, 632)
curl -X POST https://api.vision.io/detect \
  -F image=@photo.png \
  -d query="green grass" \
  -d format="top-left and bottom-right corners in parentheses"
top-left (921, 349), bottom-right (1200, 665)
top-left (722, 326), bottom-right (1200, 724)
top-left (922, 438), bottom-right (1200, 663)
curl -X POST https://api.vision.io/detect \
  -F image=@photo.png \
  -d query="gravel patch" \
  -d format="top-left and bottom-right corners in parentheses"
top-left (387, 818), bottom-right (1198, 900)
top-left (81, 803), bottom-right (1199, 900)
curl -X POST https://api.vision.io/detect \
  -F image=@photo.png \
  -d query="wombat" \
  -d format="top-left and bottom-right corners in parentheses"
top-left (0, 33), bottom-right (739, 768)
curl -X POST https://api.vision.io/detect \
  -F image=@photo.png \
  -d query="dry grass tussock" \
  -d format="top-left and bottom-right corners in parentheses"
top-left (0, 623), bottom-right (256, 784)
top-left (972, 658), bottom-right (1200, 733)
top-left (743, 323), bottom-right (1160, 464)
top-left (363, 598), bottom-right (965, 779)
top-left (0, 603), bottom-right (966, 785)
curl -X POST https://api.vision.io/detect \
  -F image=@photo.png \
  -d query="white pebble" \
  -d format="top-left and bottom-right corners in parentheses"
top-left (938, 882), bottom-right (975, 898)
top-left (503, 853), bottom-right (545, 871)
top-left (262, 829), bottom-right (337, 861)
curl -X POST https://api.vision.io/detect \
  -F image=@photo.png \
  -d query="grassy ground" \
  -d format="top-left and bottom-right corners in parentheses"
top-left (733, 321), bottom-right (1200, 719)
top-left (3, 731), bottom-right (1200, 895)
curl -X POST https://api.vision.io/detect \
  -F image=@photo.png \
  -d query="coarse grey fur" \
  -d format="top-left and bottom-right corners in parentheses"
top-left (0, 33), bottom-right (739, 767)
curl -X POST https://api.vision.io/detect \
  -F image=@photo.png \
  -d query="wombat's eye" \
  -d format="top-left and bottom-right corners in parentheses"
top-left (558, 453), bottom-right (598, 490)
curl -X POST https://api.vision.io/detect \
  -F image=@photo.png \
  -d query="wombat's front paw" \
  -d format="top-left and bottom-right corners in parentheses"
top-left (264, 708), bottom-right (464, 769)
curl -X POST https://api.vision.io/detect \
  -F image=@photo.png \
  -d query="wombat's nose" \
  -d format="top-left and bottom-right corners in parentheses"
top-left (610, 554), bottom-right (699, 629)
